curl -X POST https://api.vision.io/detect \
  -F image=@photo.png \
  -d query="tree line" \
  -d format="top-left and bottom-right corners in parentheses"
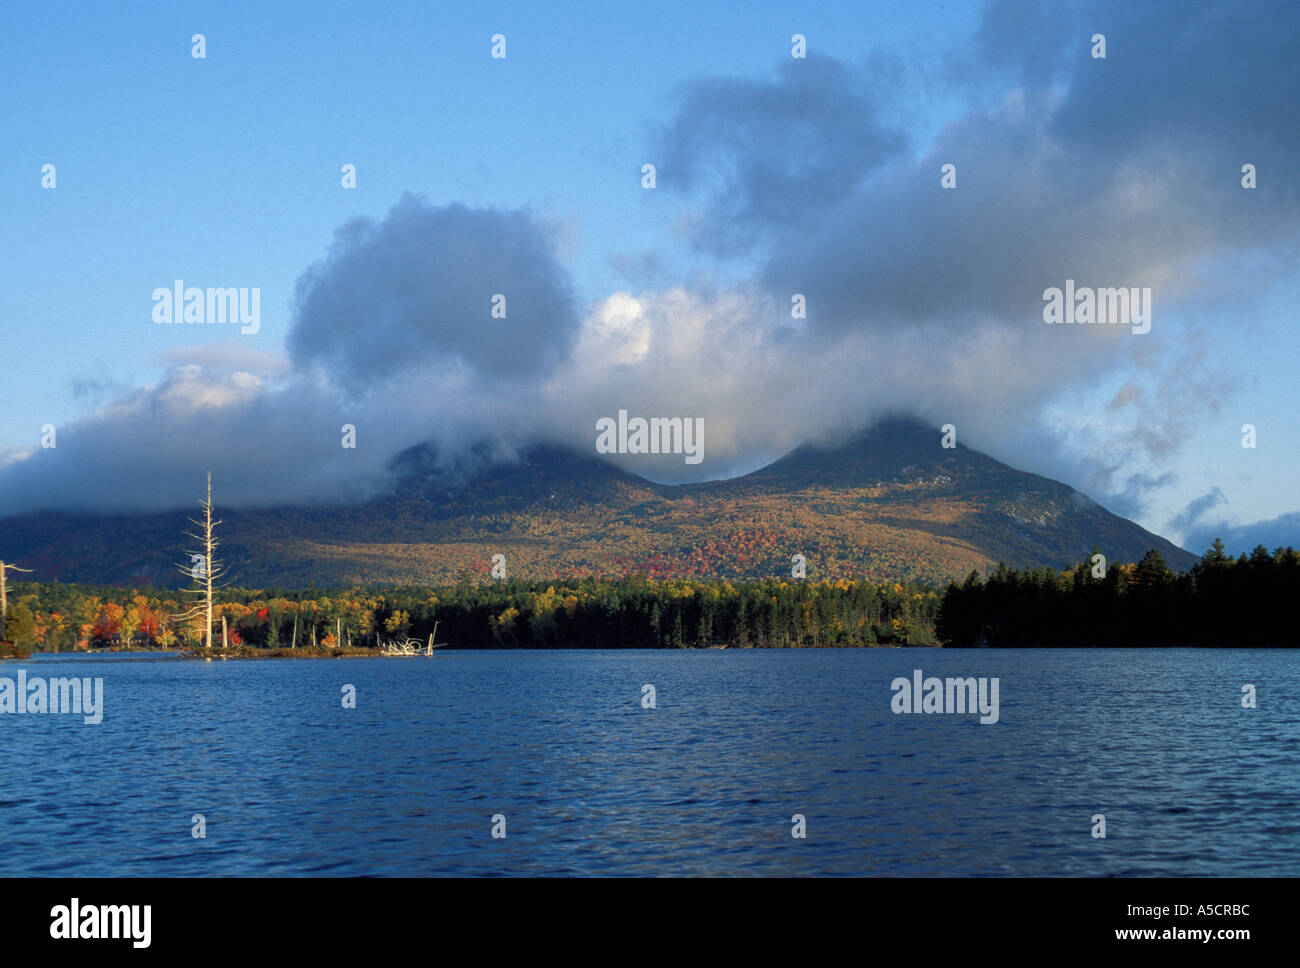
top-left (1, 575), bottom-right (939, 651)
top-left (5, 540), bottom-right (1293, 651)
top-left (936, 540), bottom-right (1299, 647)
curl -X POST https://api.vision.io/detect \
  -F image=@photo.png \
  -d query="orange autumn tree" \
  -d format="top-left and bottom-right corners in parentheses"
top-left (90, 602), bottom-right (125, 644)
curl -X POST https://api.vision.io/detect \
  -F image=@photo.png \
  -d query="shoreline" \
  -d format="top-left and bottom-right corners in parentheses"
top-left (13, 642), bottom-right (922, 661)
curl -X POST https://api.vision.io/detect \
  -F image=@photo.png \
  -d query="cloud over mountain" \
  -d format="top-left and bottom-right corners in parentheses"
top-left (1, 0), bottom-right (1297, 541)
top-left (288, 194), bottom-right (579, 394)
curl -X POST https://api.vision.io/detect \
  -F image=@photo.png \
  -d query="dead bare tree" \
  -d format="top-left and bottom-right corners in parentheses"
top-left (0, 560), bottom-right (35, 639)
top-left (175, 473), bottom-right (230, 650)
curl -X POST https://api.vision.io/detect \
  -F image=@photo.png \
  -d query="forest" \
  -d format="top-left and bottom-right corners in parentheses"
top-left (936, 540), bottom-right (1300, 647)
top-left (0, 574), bottom-right (940, 651)
top-left (2, 540), bottom-right (1293, 651)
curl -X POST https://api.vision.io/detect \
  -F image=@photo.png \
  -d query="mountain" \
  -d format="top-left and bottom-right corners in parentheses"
top-left (0, 416), bottom-right (1196, 587)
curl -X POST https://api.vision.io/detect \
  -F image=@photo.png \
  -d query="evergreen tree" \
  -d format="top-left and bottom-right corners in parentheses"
top-left (5, 603), bottom-right (36, 645)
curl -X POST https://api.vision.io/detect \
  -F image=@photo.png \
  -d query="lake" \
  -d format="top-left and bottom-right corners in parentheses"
top-left (1, 648), bottom-right (1296, 876)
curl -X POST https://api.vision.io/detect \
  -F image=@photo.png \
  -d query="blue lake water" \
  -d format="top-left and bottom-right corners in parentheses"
top-left (1, 648), bottom-right (1296, 876)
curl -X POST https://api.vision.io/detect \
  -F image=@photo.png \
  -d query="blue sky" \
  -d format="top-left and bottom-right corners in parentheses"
top-left (1, 0), bottom-right (1297, 556)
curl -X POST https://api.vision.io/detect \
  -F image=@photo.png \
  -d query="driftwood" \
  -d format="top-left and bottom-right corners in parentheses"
top-left (377, 637), bottom-right (424, 656)
top-left (377, 626), bottom-right (445, 656)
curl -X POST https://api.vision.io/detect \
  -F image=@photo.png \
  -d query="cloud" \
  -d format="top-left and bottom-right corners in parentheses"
top-left (1176, 482), bottom-right (1300, 558)
top-left (69, 373), bottom-right (126, 404)
top-left (0, 194), bottom-right (584, 514)
top-left (1184, 510), bottom-right (1300, 559)
top-left (2, 366), bottom-right (354, 513)
top-left (2, 1), bottom-right (1298, 524)
top-left (657, 56), bottom-right (908, 258)
top-left (156, 343), bottom-right (291, 377)
top-left (649, 0), bottom-right (1297, 508)
top-left (288, 193), bottom-right (579, 396)
top-left (1169, 487), bottom-right (1227, 536)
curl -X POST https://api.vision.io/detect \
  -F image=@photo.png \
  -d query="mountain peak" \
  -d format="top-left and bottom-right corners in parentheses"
top-left (0, 416), bottom-right (1196, 587)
